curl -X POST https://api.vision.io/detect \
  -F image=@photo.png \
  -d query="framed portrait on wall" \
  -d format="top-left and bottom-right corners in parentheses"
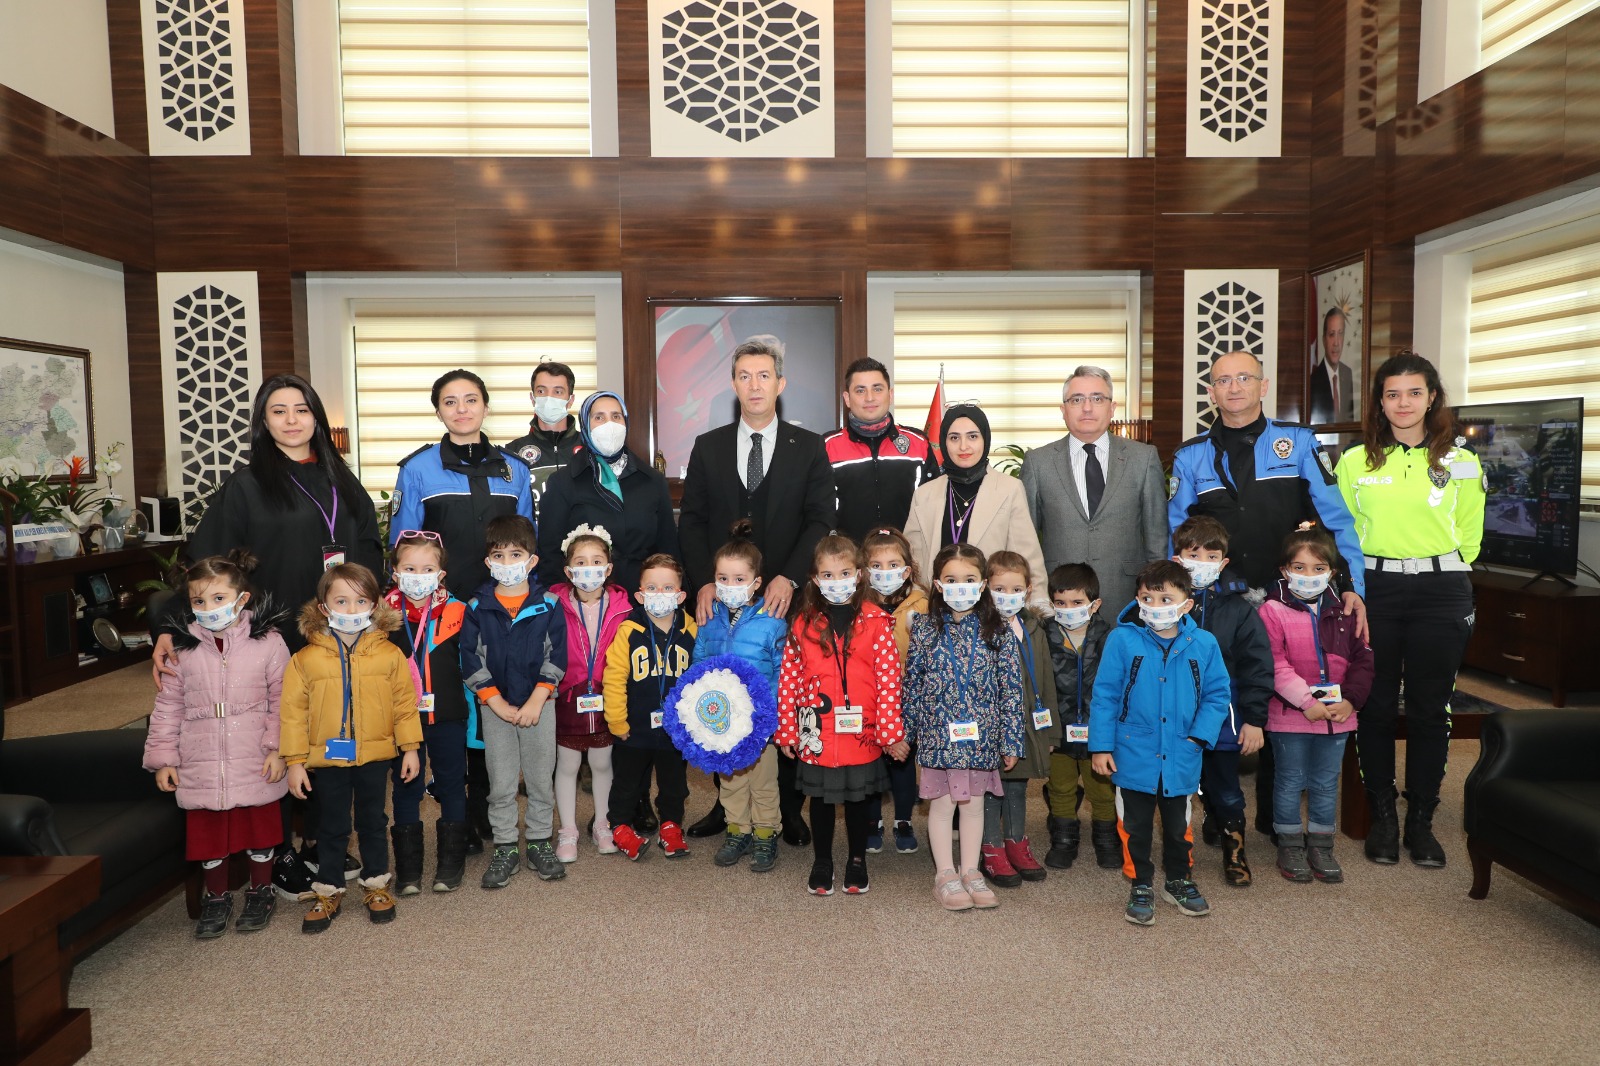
top-left (650, 298), bottom-right (840, 479)
top-left (1305, 253), bottom-right (1369, 428)
top-left (0, 338), bottom-right (95, 481)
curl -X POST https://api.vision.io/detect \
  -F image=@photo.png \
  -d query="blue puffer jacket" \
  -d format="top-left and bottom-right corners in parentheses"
top-left (1087, 604), bottom-right (1231, 797)
top-left (691, 596), bottom-right (787, 696)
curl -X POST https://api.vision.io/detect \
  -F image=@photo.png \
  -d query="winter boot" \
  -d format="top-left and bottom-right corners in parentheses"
top-left (1044, 816), bottom-right (1080, 869)
top-left (433, 820), bottom-right (468, 892)
top-left (464, 820), bottom-right (485, 857)
top-left (1090, 820), bottom-right (1123, 870)
top-left (1201, 811), bottom-right (1221, 847)
top-left (1276, 832), bottom-right (1313, 883)
top-left (301, 882), bottom-right (344, 933)
top-left (1403, 792), bottom-right (1447, 868)
top-left (979, 843), bottom-right (1022, 888)
top-left (1364, 786), bottom-right (1401, 865)
top-left (1004, 838), bottom-right (1047, 882)
top-left (1306, 831), bottom-right (1344, 882)
top-left (390, 822), bottom-right (425, 896)
top-left (360, 872), bottom-right (397, 923)
top-left (1221, 821), bottom-right (1252, 887)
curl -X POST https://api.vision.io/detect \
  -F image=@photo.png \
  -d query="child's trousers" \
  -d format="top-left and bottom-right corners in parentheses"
top-left (392, 719), bottom-right (468, 824)
top-left (481, 705), bottom-right (557, 844)
top-left (608, 745), bottom-right (688, 828)
top-left (1115, 782), bottom-right (1193, 886)
top-left (1046, 752), bottom-right (1116, 821)
top-left (314, 761), bottom-right (390, 884)
top-left (1199, 748), bottom-right (1246, 826)
top-left (721, 746), bottom-right (780, 833)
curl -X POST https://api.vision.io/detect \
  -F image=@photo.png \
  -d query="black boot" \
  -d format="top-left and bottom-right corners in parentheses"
top-left (634, 796), bottom-right (659, 834)
top-left (433, 820), bottom-right (468, 892)
top-left (1044, 816), bottom-right (1079, 869)
top-left (390, 822), bottom-right (425, 896)
top-left (464, 820), bottom-right (485, 856)
top-left (1201, 811), bottom-right (1221, 847)
top-left (1221, 820), bottom-right (1252, 887)
top-left (686, 800), bottom-right (726, 838)
top-left (1090, 819), bottom-right (1122, 870)
top-left (1364, 786), bottom-right (1400, 865)
top-left (1403, 792), bottom-right (1447, 868)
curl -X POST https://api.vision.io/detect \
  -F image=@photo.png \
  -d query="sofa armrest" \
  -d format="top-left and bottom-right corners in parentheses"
top-left (0, 729), bottom-right (157, 804)
top-left (0, 794), bottom-right (68, 855)
top-left (1464, 709), bottom-right (1600, 833)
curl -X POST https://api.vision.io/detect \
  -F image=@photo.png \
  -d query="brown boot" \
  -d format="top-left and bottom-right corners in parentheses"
top-left (1221, 821), bottom-right (1252, 887)
top-left (301, 882), bottom-right (344, 934)
top-left (360, 873), bottom-right (397, 924)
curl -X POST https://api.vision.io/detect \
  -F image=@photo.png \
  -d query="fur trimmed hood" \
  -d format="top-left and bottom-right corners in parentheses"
top-left (171, 595), bottom-right (292, 650)
top-left (298, 598), bottom-right (403, 645)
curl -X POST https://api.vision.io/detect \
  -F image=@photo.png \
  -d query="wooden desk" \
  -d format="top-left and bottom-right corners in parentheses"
top-left (1338, 713), bottom-right (1486, 840)
top-left (0, 856), bottom-right (99, 1066)
top-left (1464, 571), bottom-right (1600, 707)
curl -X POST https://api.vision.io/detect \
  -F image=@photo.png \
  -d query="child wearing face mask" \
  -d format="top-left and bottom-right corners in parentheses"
top-left (1042, 563), bottom-right (1119, 871)
top-left (693, 520), bottom-right (789, 872)
top-left (862, 526), bottom-right (926, 854)
top-left (1259, 525), bottom-right (1373, 884)
top-left (1089, 561), bottom-right (1230, 927)
top-left (144, 551), bottom-right (291, 939)
top-left (550, 524), bottom-right (633, 863)
top-left (459, 515), bottom-right (569, 889)
top-left (776, 535), bottom-right (908, 895)
top-left (383, 530), bottom-right (471, 894)
top-left (901, 543), bottom-right (1026, 912)
top-left (977, 551), bottom-right (1056, 888)
top-left (281, 563), bottom-right (421, 933)
top-left (1170, 515), bottom-right (1275, 888)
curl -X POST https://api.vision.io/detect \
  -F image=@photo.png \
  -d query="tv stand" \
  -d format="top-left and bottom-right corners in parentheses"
top-left (1520, 571), bottom-right (1577, 589)
top-left (1465, 571), bottom-right (1600, 706)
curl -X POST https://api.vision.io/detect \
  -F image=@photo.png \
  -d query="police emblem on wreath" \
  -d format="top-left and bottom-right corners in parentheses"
top-left (893, 434), bottom-right (910, 455)
top-left (1428, 464), bottom-right (1450, 489)
top-left (661, 655), bottom-right (777, 775)
top-left (1272, 437), bottom-right (1294, 460)
top-left (520, 444), bottom-right (542, 465)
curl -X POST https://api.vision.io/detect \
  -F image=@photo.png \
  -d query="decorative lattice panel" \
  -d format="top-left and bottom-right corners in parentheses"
top-left (1187, 0), bottom-right (1282, 157)
top-left (140, 0), bottom-right (252, 155)
top-left (1181, 270), bottom-right (1279, 439)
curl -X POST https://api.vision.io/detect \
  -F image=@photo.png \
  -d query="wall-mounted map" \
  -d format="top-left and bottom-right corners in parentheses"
top-left (0, 338), bottom-right (95, 480)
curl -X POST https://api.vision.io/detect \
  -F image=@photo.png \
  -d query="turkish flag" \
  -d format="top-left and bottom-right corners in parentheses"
top-left (923, 374), bottom-right (945, 465)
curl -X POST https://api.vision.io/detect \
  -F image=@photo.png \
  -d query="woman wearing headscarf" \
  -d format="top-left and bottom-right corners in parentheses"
top-left (537, 391), bottom-right (679, 594)
top-left (903, 403), bottom-right (1047, 599)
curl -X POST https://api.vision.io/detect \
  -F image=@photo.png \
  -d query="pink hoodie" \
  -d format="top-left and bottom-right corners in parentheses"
top-left (550, 582), bottom-right (634, 738)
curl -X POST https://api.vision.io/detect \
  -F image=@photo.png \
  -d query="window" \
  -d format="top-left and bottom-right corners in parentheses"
top-left (1467, 212), bottom-right (1600, 497)
top-left (1480, 0), bottom-right (1600, 69)
top-left (874, 0), bottom-right (1144, 157)
top-left (883, 283), bottom-right (1138, 454)
top-left (350, 298), bottom-right (599, 493)
top-left (337, 0), bottom-right (594, 155)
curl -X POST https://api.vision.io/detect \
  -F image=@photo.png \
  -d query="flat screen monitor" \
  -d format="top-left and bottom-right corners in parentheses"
top-left (1455, 396), bottom-right (1583, 577)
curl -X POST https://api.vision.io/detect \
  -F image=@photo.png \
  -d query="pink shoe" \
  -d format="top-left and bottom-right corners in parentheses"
top-left (934, 869), bottom-right (973, 911)
top-left (962, 868), bottom-right (999, 909)
top-left (592, 823), bottom-right (617, 855)
top-left (556, 828), bottom-right (579, 864)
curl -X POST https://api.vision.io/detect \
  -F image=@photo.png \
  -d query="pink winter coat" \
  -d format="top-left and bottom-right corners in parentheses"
top-left (1258, 584), bottom-right (1374, 736)
top-left (551, 582), bottom-right (634, 737)
top-left (142, 609), bottom-right (291, 811)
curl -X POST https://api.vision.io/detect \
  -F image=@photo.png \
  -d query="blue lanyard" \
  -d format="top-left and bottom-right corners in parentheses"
top-left (1014, 626), bottom-right (1043, 711)
top-left (940, 616), bottom-right (977, 711)
top-left (580, 594), bottom-right (607, 695)
top-left (336, 637), bottom-right (354, 739)
top-left (648, 615), bottom-right (676, 707)
top-left (1307, 594), bottom-right (1330, 684)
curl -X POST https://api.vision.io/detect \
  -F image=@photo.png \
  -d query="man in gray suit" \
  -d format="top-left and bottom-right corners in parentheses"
top-left (1020, 366), bottom-right (1169, 619)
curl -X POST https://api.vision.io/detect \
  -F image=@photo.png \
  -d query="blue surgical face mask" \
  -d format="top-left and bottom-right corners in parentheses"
top-left (817, 574), bottom-right (857, 605)
top-left (716, 582), bottom-right (753, 610)
top-left (568, 565), bottom-right (608, 593)
top-left (1179, 557), bottom-right (1223, 589)
top-left (868, 566), bottom-right (907, 596)
top-left (643, 591), bottom-right (679, 618)
top-left (1284, 571), bottom-right (1331, 599)
top-left (326, 608), bottom-right (372, 634)
top-left (533, 395), bottom-right (569, 426)
top-left (1054, 604), bottom-right (1094, 630)
top-left (396, 571), bottom-right (440, 601)
top-left (489, 559), bottom-right (530, 587)
top-left (990, 589), bottom-right (1028, 618)
top-left (1139, 600), bottom-right (1189, 629)
top-left (194, 593), bottom-right (245, 632)
top-left (940, 581), bottom-right (984, 612)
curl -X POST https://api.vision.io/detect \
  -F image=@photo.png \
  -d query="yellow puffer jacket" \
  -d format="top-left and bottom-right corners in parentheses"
top-left (891, 586), bottom-right (929, 660)
top-left (280, 601), bottom-right (422, 768)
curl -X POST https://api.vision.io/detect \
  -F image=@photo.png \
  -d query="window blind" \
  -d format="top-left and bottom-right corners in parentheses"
top-left (890, 288), bottom-right (1134, 454)
top-left (1467, 213), bottom-right (1600, 496)
top-left (350, 298), bottom-right (598, 495)
top-left (338, 0), bottom-right (593, 156)
top-left (889, 0), bottom-right (1132, 157)
top-left (1480, 0), bottom-right (1600, 69)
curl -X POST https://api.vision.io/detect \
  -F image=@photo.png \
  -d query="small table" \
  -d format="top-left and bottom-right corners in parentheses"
top-left (1338, 713), bottom-right (1487, 839)
top-left (0, 856), bottom-right (99, 1066)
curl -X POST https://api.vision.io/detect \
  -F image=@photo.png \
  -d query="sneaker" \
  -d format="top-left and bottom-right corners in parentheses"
top-left (749, 833), bottom-right (778, 873)
top-left (714, 832), bottom-right (754, 867)
top-left (1162, 877), bottom-right (1211, 917)
top-left (272, 846), bottom-right (315, 901)
top-left (934, 869), bottom-right (972, 911)
top-left (612, 823), bottom-right (648, 861)
top-left (195, 891), bottom-right (232, 939)
top-left (342, 853), bottom-right (360, 881)
top-left (301, 883), bottom-right (343, 933)
top-left (893, 821), bottom-right (918, 854)
top-left (808, 860), bottom-right (835, 896)
top-left (843, 857), bottom-right (869, 894)
top-left (235, 884), bottom-right (276, 933)
top-left (360, 873), bottom-right (397, 923)
top-left (592, 823), bottom-right (617, 855)
top-left (657, 821), bottom-right (691, 860)
top-left (962, 869), bottom-right (999, 909)
top-left (1125, 883), bottom-right (1156, 926)
top-left (526, 838), bottom-right (567, 880)
top-left (1004, 837), bottom-right (1047, 882)
top-left (866, 820), bottom-right (884, 854)
top-left (481, 845), bottom-right (521, 889)
top-left (979, 843), bottom-right (1022, 888)
top-left (556, 828), bottom-right (580, 864)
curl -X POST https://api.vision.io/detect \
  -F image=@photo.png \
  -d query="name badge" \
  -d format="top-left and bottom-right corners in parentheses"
top-left (948, 721), bottom-right (979, 743)
top-left (649, 710), bottom-right (664, 730)
top-left (322, 544), bottom-right (346, 571)
top-left (834, 707), bottom-right (863, 734)
top-left (1449, 462), bottom-right (1477, 479)
top-left (1032, 707), bottom-right (1053, 730)
top-left (323, 736), bottom-right (356, 762)
top-left (1064, 724), bottom-right (1090, 744)
top-left (576, 694), bottom-right (604, 716)
top-left (417, 693), bottom-right (435, 723)
top-left (1312, 683), bottom-right (1343, 705)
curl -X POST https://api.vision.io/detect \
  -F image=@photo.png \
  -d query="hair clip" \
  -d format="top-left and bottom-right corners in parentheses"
top-left (561, 523), bottom-right (614, 554)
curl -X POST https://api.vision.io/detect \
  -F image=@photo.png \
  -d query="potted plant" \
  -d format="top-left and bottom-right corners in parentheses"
top-left (133, 543), bottom-right (186, 622)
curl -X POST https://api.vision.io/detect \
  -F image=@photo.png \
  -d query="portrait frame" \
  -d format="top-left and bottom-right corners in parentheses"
top-left (0, 337), bottom-right (96, 482)
top-left (1304, 252), bottom-right (1370, 430)
top-left (649, 298), bottom-right (841, 480)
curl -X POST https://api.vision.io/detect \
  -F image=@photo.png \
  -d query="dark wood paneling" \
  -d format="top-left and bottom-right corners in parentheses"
top-left (286, 158), bottom-right (459, 270)
top-left (150, 158), bottom-right (288, 271)
top-left (1011, 159), bottom-right (1154, 270)
top-left (242, 0), bottom-right (293, 157)
top-left (1150, 269), bottom-right (1185, 458)
top-left (59, 151), bottom-right (153, 266)
top-left (105, 0), bottom-right (149, 154)
top-left (1276, 272), bottom-right (1306, 423)
top-left (454, 159), bottom-right (622, 272)
top-left (124, 268), bottom-right (163, 500)
top-left (866, 158), bottom-right (1010, 270)
top-left (256, 267), bottom-right (299, 378)
top-left (615, 0), bottom-right (651, 158)
top-left (275, 0), bottom-right (300, 156)
top-left (833, 0), bottom-right (866, 158)
top-left (620, 267), bottom-right (652, 456)
top-left (0, 87), bottom-right (66, 245)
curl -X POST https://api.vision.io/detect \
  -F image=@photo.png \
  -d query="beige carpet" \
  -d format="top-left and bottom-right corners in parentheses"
top-left (7, 662), bottom-right (157, 738)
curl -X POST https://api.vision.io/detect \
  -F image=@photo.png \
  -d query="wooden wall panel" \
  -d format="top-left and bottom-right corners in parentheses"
top-left (454, 159), bottom-right (622, 272)
top-left (614, 0), bottom-right (651, 158)
top-left (150, 158), bottom-right (289, 271)
top-left (124, 268), bottom-right (164, 498)
top-left (286, 158), bottom-right (459, 271)
top-left (105, 0), bottom-right (149, 155)
top-left (866, 158), bottom-right (1011, 270)
top-left (833, 0), bottom-right (866, 158)
top-left (0, 87), bottom-right (66, 245)
top-left (1010, 159), bottom-right (1154, 271)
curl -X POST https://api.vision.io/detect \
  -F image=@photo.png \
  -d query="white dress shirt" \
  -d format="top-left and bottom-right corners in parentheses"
top-left (736, 418), bottom-right (778, 489)
top-left (1068, 431), bottom-right (1112, 515)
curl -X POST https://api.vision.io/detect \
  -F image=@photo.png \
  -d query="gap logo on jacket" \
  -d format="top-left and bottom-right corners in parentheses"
top-left (604, 607), bottom-right (698, 749)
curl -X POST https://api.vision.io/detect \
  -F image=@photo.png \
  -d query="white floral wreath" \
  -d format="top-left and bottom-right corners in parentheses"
top-left (561, 523), bottom-right (613, 554)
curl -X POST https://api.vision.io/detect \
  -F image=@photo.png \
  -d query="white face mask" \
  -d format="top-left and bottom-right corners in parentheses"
top-left (817, 575), bottom-right (858, 605)
top-left (716, 582), bottom-right (754, 610)
top-left (194, 593), bottom-right (245, 632)
top-left (1054, 604), bottom-right (1094, 630)
top-left (990, 589), bottom-right (1027, 618)
top-left (533, 396), bottom-right (569, 426)
top-left (940, 581), bottom-right (984, 612)
top-left (589, 421), bottom-right (628, 457)
top-left (868, 566), bottom-right (907, 596)
top-left (489, 560), bottom-right (530, 587)
top-left (569, 565), bottom-right (608, 593)
top-left (1284, 571), bottom-right (1331, 598)
top-left (643, 592), bottom-right (679, 618)
top-left (1139, 600), bottom-right (1189, 629)
top-left (396, 571), bottom-right (440, 601)
top-left (326, 608), bottom-right (372, 634)
top-left (1179, 557), bottom-right (1223, 589)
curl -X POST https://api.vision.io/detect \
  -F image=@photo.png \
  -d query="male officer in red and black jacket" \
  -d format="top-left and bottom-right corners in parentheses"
top-left (823, 357), bottom-right (940, 542)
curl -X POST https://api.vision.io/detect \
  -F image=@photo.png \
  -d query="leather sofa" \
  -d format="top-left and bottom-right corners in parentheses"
top-left (0, 727), bottom-right (188, 956)
top-left (1463, 708), bottom-right (1600, 921)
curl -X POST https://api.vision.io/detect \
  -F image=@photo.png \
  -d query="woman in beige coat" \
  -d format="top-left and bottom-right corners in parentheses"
top-left (904, 404), bottom-right (1047, 601)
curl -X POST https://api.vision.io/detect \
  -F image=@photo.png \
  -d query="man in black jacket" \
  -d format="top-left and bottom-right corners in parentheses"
top-left (505, 361), bottom-right (584, 523)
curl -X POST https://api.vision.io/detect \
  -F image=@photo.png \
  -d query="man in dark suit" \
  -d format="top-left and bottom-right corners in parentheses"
top-left (678, 337), bottom-right (837, 844)
top-left (1308, 307), bottom-right (1357, 424)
